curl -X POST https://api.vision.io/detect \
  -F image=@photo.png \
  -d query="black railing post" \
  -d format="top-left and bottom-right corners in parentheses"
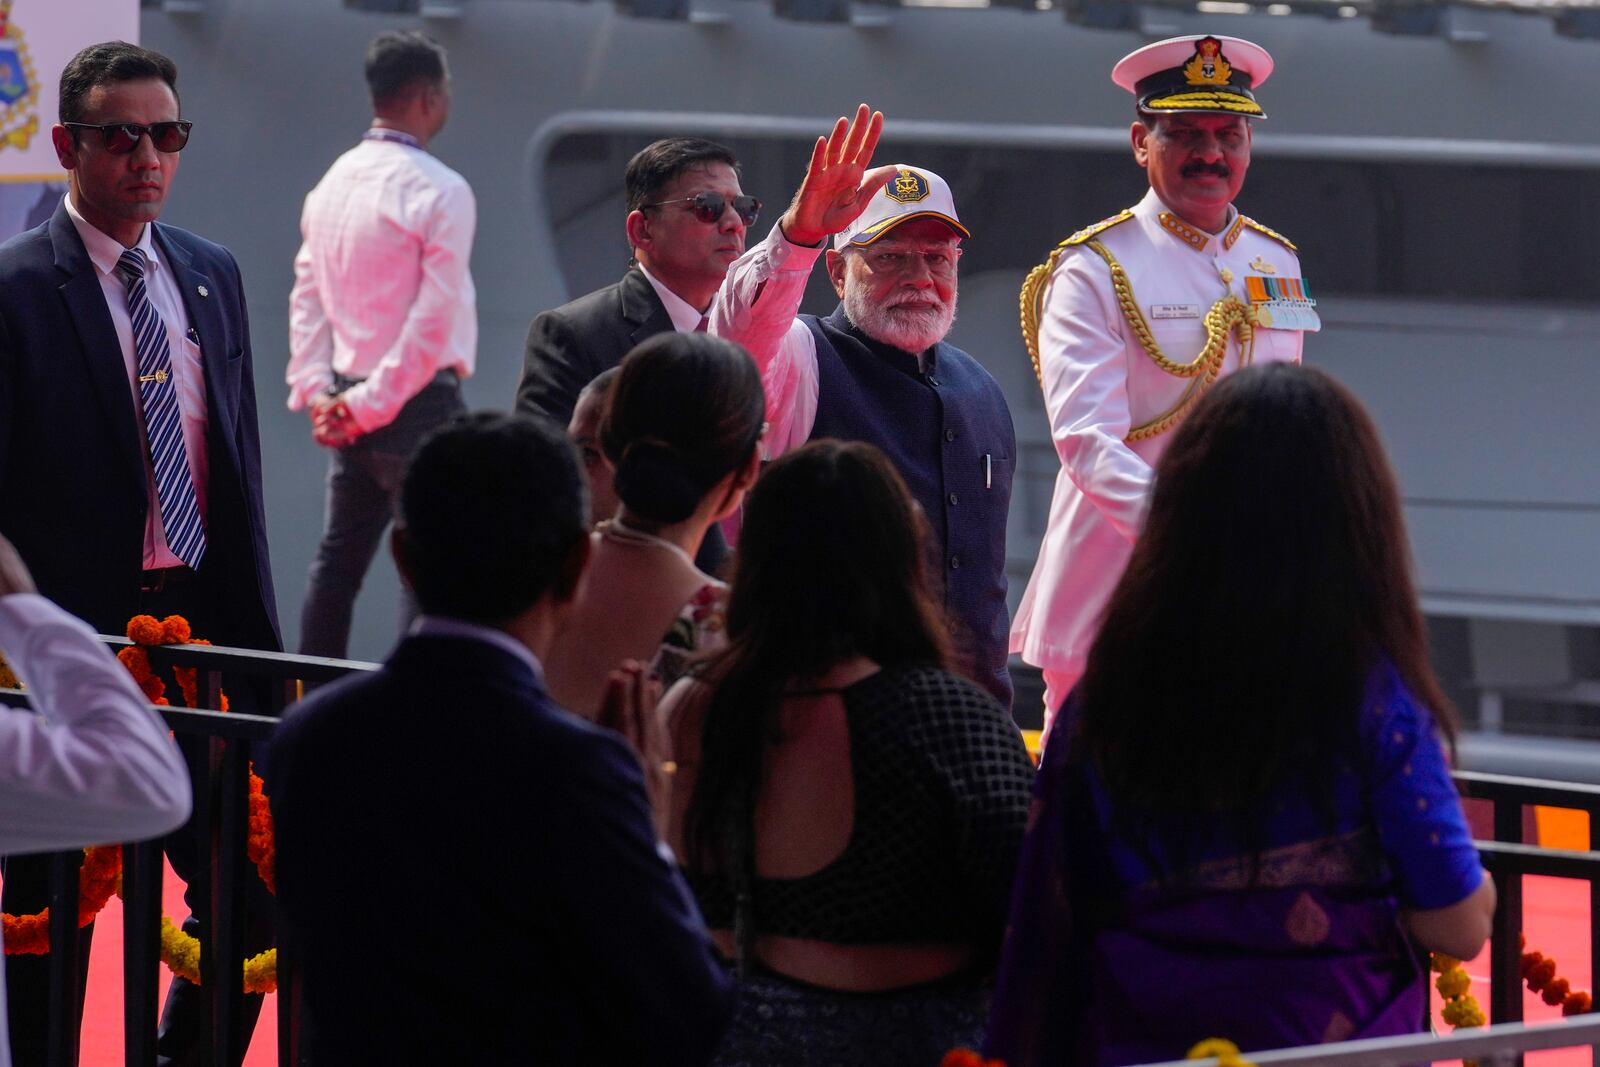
top-left (276, 908), bottom-right (303, 1066)
top-left (177, 726), bottom-right (216, 1062)
top-left (46, 848), bottom-right (84, 1067)
top-left (210, 735), bottom-right (251, 1067)
top-left (1489, 795), bottom-right (1526, 1066)
top-left (1589, 801), bottom-right (1600, 1067)
top-left (123, 839), bottom-right (165, 1067)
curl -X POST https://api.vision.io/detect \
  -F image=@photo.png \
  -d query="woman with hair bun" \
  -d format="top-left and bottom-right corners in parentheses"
top-left (545, 331), bottom-right (765, 719)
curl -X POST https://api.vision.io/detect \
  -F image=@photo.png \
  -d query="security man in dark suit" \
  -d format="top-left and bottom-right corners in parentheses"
top-left (270, 413), bottom-right (734, 1065)
top-left (0, 41), bottom-right (279, 1065)
top-left (514, 137), bottom-right (757, 427)
top-left (515, 137), bottom-right (754, 571)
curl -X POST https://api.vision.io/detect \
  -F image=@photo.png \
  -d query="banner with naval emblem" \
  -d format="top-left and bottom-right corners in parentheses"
top-left (0, 0), bottom-right (138, 240)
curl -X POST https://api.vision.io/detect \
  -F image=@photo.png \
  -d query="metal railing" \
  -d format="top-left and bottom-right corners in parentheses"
top-left (8, 642), bottom-right (1600, 1065)
top-left (1139, 1014), bottom-right (1600, 1067)
top-left (1, 637), bottom-right (376, 1067)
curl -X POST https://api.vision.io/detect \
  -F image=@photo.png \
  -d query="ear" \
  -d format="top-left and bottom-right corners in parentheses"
top-left (1131, 121), bottom-right (1151, 168)
top-left (51, 125), bottom-right (79, 171)
top-left (825, 248), bottom-right (847, 299)
top-left (625, 210), bottom-right (652, 260)
top-left (550, 530), bottom-right (592, 607)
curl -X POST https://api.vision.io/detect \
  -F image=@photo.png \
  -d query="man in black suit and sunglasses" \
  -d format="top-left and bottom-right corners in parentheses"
top-left (515, 137), bottom-right (759, 429)
top-left (0, 40), bottom-right (279, 1065)
top-left (516, 138), bottom-right (756, 570)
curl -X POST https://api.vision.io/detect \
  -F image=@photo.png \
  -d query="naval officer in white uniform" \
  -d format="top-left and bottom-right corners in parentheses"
top-left (1012, 34), bottom-right (1320, 732)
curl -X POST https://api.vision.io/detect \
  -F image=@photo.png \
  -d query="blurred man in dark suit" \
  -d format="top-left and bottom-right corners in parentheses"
top-left (270, 413), bottom-right (733, 1065)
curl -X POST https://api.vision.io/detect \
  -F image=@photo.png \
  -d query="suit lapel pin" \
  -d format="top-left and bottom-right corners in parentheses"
top-left (197, 284), bottom-right (209, 297)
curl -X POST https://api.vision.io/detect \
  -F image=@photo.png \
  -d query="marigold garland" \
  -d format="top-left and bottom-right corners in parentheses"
top-left (0, 650), bottom-right (19, 690)
top-left (1, 846), bottom-right (123, 954)
top-left (158, 917), bottom-right (277, 995)
top-left (941, 1051), bottom-right (1005, 1067)
top-left (1186, 1038), bottom-right (1256, 1067)
top-left (125, 615), bottom-right (277, 991)
top-left (1432, 953), bottom-right (1487, 1029)
top-left (1519, 934), bottom-right (1595, 1016)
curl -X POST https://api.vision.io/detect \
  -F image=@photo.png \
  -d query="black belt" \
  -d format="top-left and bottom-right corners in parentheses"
top-left (331, 368), bottom-right (459, 392)
top-left (140, 565), bottom-right (194, 593)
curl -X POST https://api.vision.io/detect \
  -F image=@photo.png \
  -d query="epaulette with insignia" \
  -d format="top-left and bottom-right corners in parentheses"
top-left (1062, 209), bottom-right (1136, 247)
top-left (1240, 216), bottom-right (1298, 253)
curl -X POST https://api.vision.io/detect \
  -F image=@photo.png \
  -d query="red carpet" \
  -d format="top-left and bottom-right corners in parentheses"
top-left (77, 860), bottom-right (276, 1066)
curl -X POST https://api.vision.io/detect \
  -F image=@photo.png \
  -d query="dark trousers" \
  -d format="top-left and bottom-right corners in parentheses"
top-left (2, 568), bottom-right (273, 1066)
top-left (298, 381), bottom-right (465, 658)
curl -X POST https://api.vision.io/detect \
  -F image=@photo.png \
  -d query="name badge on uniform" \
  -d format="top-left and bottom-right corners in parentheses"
top-left (1245, 275), bottom-right (1321, 333)
top-left (1150, 303), bottom-right (1201, 320)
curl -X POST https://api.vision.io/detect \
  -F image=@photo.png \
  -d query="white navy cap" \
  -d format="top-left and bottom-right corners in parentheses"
top-left (834, 165), bottom-right (970, 250)
top-left (1112, 35), bottom-right (1274, 120)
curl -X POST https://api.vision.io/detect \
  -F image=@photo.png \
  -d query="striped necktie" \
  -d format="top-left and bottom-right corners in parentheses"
top-left (117, 248), bottom-right (206, 569)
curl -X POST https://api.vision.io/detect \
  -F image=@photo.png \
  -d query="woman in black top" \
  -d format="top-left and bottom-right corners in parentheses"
top-left (663, 440), bottom-right (1035, 1067)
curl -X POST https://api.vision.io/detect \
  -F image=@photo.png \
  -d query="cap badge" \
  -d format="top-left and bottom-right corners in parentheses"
top-left (1183, 36), bottom-right (1233, 87)
top-left (886, 169), bottom-right (931, 205)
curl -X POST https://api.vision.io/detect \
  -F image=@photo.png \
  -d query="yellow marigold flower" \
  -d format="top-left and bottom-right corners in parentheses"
top-left (1432, 953), bottom-right (1461, 974)
top-left (1436, 969), bottom-right (1471, 999)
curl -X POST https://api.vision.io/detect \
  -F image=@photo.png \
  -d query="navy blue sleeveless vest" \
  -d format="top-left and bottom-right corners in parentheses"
top-left (806, 307), bottom-right (1016, 708)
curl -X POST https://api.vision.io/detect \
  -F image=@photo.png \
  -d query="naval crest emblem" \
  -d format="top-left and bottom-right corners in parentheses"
top-left (1182, 36), bottom-right (1233, 87)
top-left (886, 169), bottom-right (930, 205)
top-left (0, 0), bottom-right (38, 152)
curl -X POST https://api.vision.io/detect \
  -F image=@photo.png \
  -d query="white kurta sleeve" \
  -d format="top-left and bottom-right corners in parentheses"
top-left (1038, 249), bottom-right (1156, 544)
top-left (710, 223), bottom-right (823, 457)
top-left (0, 594), bottom-right (192, 855)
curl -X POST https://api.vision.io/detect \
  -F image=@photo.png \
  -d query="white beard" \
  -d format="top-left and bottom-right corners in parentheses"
top-left (843, 281), bottom-right (957, 355)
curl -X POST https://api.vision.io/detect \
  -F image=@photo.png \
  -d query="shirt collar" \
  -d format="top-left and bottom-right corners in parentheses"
top-left (63, 193), bottom-right (161, 279)
top-left (637, 264), bottom-right (708, 333)
top-left (1138, 187), bottom-right (1238, 254)
top-left (408, 615), bottom-right (547, 688)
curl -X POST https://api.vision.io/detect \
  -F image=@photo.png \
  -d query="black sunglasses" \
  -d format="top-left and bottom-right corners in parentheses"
top-left (640, 191), bottom-right (761, 227)
top-left (64, 121), bottom-right (193, 155)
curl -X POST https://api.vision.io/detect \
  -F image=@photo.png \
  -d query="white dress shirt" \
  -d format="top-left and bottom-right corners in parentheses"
top-left (708, 223), bottom-right (824, 459)
top-left (1010, 187), bottom-right (1306, 685)
top-left (65, 195), bottom-right (209, 570)
top-left (286, 135), bottom-right (477, 433)
top-left (0, 592), bottom-right (193, 1067)
top-left (638, 264), bottom-right (709, 334)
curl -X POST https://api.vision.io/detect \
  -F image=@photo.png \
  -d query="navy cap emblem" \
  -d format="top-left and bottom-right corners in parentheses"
top-left (1183, 37), bottom-right (1233, 87)
top-left (886, 169), bottom-right (930, 205)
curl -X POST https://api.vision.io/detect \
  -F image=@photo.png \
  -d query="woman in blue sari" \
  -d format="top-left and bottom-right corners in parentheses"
top-left (985, 364), bottom-right (1496, 1066)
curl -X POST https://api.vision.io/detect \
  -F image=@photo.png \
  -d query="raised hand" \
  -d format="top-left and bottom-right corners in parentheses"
top-left (0, 534), bottom-right (36, 598)
top-left (779, 104), bottom-right (898, 248)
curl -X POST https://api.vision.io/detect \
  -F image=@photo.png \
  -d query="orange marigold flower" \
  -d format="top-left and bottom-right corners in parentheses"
top-left (1521, 952), bottom-right (1545, 979)
top-left (1543, 978), bottom-right (1572, 1006)
top-left (117, 646), bottom-right (154, 683)
top-left (127, 615), bottom-right (165, 645)
top-left (139, 675), bottom-right (166, 701)
top-left (941, 1053), bottom-right (986, 1067)
top-left (1528, 958), bottom-right (1558, 992)
top-left (161, 615), bottom-right (192, 644)
top-left (1563, 991), bottom-right (1593, 1016)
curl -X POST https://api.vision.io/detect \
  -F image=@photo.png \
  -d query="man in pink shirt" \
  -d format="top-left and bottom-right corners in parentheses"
top-left (286, 31), bottom-right (476, 657)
